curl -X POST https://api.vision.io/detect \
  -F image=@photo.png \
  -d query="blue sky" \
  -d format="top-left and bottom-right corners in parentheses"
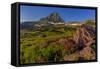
top-left (20, 5), bottom-right (95, 22)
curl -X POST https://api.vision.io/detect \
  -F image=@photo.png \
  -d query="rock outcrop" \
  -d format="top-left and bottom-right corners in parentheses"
top-left (63, 24), bottom-right (96, 61)
top-left (73, 24), bottom-right (95, 49)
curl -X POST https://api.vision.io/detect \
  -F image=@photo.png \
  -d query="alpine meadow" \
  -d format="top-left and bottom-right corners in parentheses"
top-left (20, 5), bottom-right (96, 64)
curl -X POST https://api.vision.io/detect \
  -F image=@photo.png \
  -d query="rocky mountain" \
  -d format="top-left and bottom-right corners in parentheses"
top-left (20, 12), bottom-right (65, 30)
top-left (40, 12), bottom-right (64, 23)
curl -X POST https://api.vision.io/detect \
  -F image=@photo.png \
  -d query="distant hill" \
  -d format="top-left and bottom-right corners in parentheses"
top-left (20, 21), bottom-right (39, 29)
top-left (84, 20), bottom-right (95, 27)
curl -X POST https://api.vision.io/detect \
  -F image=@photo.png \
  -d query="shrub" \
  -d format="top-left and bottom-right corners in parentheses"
top-left (91, 44), bottom-right (96, 51)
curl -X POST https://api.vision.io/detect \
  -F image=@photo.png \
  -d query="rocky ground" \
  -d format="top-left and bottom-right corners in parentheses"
top-left (61, 24), bottom-right (96, 61)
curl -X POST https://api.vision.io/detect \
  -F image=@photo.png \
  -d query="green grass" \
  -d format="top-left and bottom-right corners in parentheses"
top-left (20, 25), bottom-right (77, 64)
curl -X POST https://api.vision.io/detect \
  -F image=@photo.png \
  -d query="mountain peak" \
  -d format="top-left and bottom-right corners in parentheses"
top-left (40, 12), bottom-right (64, 23)
top-left (49, 12), bottom-right (59, 16)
